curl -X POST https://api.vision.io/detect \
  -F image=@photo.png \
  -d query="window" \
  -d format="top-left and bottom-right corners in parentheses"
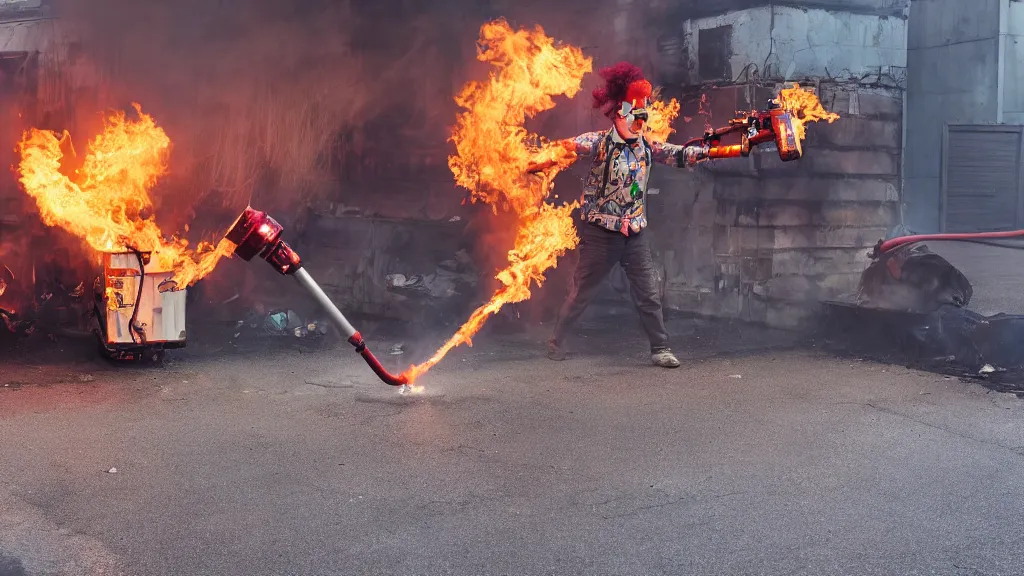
top-left (698, 25), bottom-right (733, 82)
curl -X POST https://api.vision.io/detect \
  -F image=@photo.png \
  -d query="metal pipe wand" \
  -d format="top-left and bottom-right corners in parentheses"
top-left (224, 206), bottom-right (408, 386)
top-left (294, 268), bottom-right (357, 339)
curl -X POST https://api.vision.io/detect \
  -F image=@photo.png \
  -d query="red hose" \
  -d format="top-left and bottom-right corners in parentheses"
top-left (877, 230), bottom-right (1024, 255)
top-left (348, 333), bottom-right (408, 386)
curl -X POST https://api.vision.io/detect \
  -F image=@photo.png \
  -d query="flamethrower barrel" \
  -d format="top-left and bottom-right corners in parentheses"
top-left (708, 144), bottom-right (746, 159)
top-left (293, 268), bottom-right (357, 339)
top-left (224, 206), bottom-right (408, 387)
top-left (293, 268), bottom-right (408, 386)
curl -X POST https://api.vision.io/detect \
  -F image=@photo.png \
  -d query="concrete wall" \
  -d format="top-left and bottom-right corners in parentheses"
top-left (300, 214), bottom-right (469, 322)
top-left (904, 0), bottom-right (1003, 232)
top-left (0, 17), bottom-right (50, 50)
top-left (0, 18), bottom-right (48, 246)
top-left (621, 3), bottom-right (907, 328)
top-left (652, 0), bottom-right (909, 19)
top-left (1003, 0), bottom-right (1024, 124)
top-left (674, 5), bottom-right (907, 84)
top-left (638, 83), bottom-right (902, 328)
top-left (0, 16), bottom-right (101, 224)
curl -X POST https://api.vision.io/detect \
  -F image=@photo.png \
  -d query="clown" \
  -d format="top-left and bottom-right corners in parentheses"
top-left (546, 62), bottom-right (751, 368)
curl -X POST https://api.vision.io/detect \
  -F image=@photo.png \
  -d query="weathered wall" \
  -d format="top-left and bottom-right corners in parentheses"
top-left (670, 5), bottom-right (907, 84)
top-left (599, 3), bottom-right (908, 329)
top-left (1002, 0), bottom-right (1024, 124)
top-left (904, 0), bottom-right (1002, 232)
top-left (300, 213), bottom-right (469, 323)
top-left (0, 15), bottom-right (104, 246)
top-left (637, 84), bottom-right (903, 328)
top-left (0, 17), bottom-right (52, 262)
top-left (652, 0), bottom-right (909, 20)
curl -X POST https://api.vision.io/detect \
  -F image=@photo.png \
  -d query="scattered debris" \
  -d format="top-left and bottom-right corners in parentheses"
top-left (0, 307), bottom-right (35, 339)
top-left (386, 249), bottom-right (477, 300)
top-left (107, 468), bottom-right (118, 474)
top-left (227, 308), bottom-right (330, 343)
top-left (264, 310), bottom-right (300, 333)
top-left (821, 301), bottom-right (1024, 395)
top-left (728, 374), bottom-right (743, 379)
top-left (856, 242), bottom-right (972, 312)
top-left (978, 364), bottom-right (1006, 375)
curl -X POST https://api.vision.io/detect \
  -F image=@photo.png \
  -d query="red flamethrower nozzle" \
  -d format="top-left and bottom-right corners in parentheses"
top-left (224, 207), bottom-right (408, 386)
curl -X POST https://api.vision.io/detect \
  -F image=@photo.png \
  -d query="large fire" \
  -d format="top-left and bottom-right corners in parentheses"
top-left (400, 19), bottom-right (593, 384)
top-left (645, 89), bottom-right (681, 143)
top-left (16, 104), bottom-right (233, 288)
top-left (776, 83), bottom-right (840, 141)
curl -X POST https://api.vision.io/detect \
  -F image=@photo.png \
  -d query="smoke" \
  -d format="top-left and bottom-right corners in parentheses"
top-left (47, 0), bottom-right (477, 231)
top-left (2, 0), bottom-right (622, 337)
top-left (16, 0), bottom-right (476, 310)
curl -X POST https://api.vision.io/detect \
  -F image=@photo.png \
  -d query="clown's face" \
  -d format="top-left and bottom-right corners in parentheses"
top-left (614, 100), bottom-right (648, 139)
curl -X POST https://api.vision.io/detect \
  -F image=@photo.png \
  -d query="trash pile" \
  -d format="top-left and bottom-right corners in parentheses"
top-left (0, 257), bottom-right (90, 344)
top-left (231, 308), bottom-right (331, 341)
top-left (385, 249), bottom-right (478, 301)
top-left (821, 242), bottom-right (1024, 394)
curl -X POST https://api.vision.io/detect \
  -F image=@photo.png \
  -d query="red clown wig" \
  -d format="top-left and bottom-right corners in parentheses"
top-left (592, 61), bottom-right (653, 119)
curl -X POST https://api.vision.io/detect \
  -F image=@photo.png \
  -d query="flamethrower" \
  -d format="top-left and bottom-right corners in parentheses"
top-left (223, 207), bottom-right (408, 386)
top-left (690, 100), bottom-right (803, 162)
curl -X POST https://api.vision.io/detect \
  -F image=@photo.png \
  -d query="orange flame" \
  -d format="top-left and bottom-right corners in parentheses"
top-left (645, 89), bottom-right (681, 143)
top-left (400, 19), bottom-right (593, 384)
top-left (775, 83), bottom-right (840, 141)
top-left (17, 104), bottom-right (233, 288)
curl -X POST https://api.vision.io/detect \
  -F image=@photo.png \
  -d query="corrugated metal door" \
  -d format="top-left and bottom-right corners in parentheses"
top-left (942, 125), bottom-right (1024, 232)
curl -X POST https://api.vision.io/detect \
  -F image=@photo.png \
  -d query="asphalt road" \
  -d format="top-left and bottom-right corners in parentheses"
top-left (1, 319), bottom-right (1023, 576)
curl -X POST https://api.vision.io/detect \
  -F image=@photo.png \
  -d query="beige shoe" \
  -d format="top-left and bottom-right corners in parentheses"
top-left (651, 349), bottom-right (680, 368)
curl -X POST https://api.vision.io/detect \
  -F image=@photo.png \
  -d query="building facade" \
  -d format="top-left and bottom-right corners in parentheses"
top-left (905, 0), bottom-right (1024, 233)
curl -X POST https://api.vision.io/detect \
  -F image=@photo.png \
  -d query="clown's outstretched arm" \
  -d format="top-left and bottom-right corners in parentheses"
top-left (650, 140), bottom-right (712, 168)
top-left (526, 131), bottom-right (605, 173)
top-left (564, 131), bottom-right (605, 156)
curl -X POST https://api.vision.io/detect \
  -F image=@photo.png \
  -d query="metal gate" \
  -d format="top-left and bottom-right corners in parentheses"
top-left (941, 124), bottom-right (1024, 232)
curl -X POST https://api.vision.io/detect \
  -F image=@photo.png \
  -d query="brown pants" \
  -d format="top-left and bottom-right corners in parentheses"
top-left (550, 222), bottom-right (669, 352)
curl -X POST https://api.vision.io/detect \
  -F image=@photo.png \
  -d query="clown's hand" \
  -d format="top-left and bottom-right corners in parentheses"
top-left (526, 159), bottom-right (558, 174)
top-left (526, 139), bottom-right (577, 174)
